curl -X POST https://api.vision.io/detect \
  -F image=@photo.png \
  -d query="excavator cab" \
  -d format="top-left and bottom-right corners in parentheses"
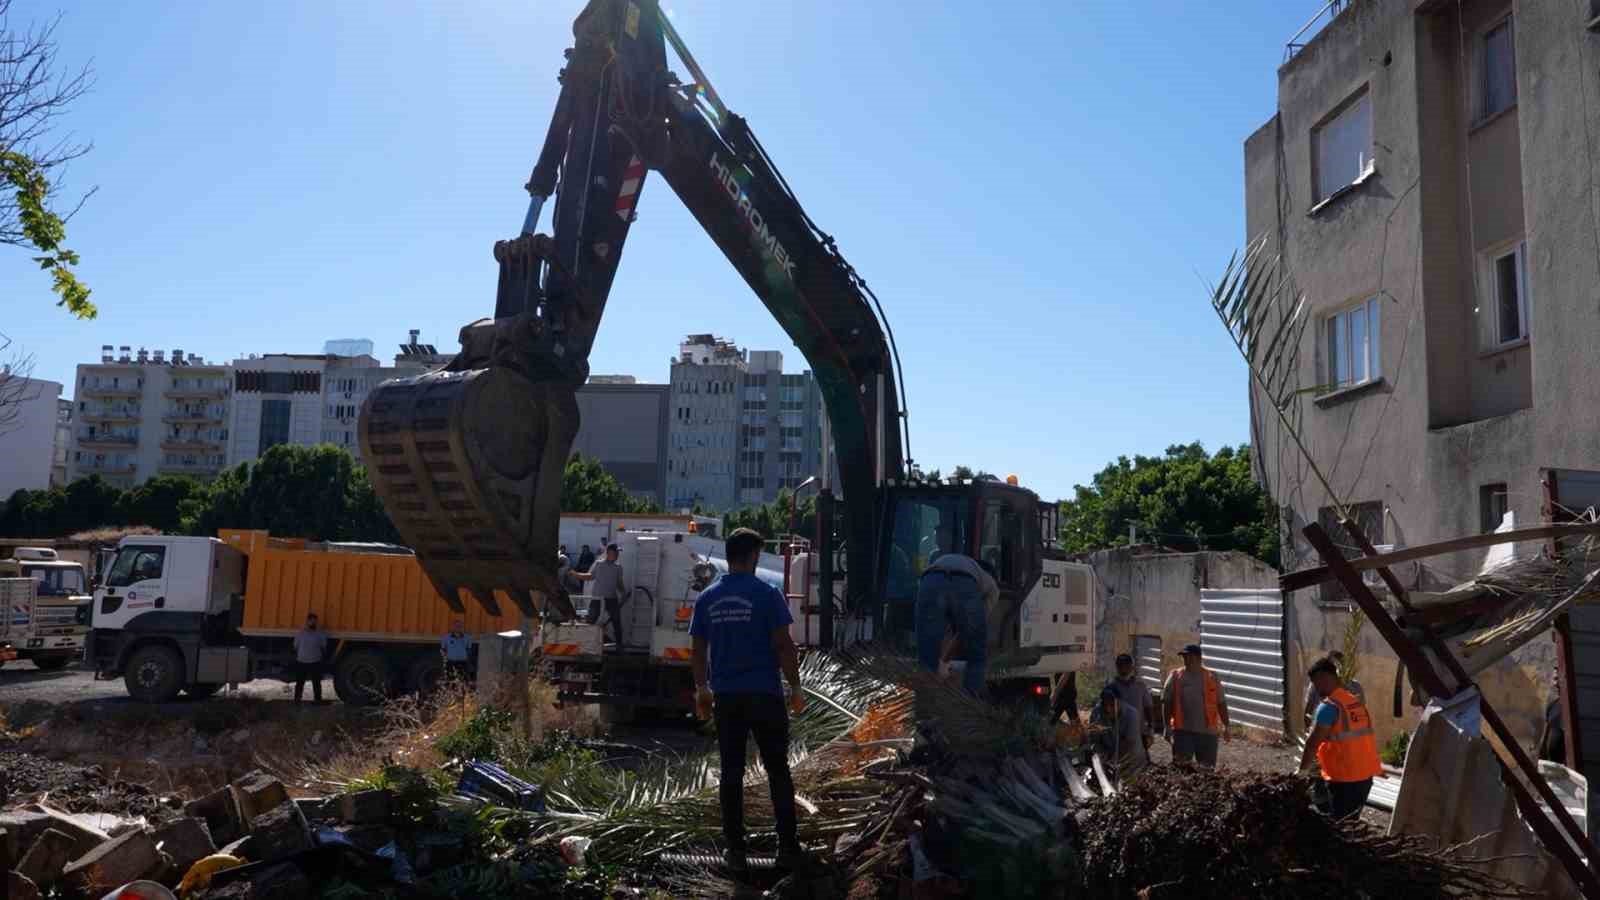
top-left (877, 480), bottom-right (1045, 647)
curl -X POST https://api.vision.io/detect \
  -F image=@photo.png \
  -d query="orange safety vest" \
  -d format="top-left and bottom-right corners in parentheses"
top-left (1316, 687), bottom-right (1382, 783)
top-left (1166, 667), bottom-right (1222, 733)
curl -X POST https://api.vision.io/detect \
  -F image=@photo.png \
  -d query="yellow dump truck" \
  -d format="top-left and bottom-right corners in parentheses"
top-left (88, 530), bottom-right (532, 703)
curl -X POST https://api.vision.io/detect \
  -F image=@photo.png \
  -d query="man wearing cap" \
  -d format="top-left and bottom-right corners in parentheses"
top-left (1091, 685), bottom-right (1148, 781)
top-left (1161, 643), bottom-right (1231, 766)
top-left (1298, 655), bottom-right (1381, 819)
top-left (1301, 650), bottom-right (1366, 729)
top-left (574, 543), bottom-right (628, 647)
top-left (1109, 652), bottom-right (1157, 752)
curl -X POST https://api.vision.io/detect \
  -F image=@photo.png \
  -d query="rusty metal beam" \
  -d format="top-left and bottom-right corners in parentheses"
top-left (1304, 523), bottom-right (1600, 897)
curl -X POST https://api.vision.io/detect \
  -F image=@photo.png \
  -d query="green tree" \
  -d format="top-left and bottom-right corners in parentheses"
top-left (561, 454), bottom-right (658, 514)
top-left (116, 475), bottom-right (208, 533)
top-left (723, 489), bottom-right (817, 543)
top-left (188, 444), bottom-right (401, 541)
top-left (1058, 442), bottom-right (1279, 568)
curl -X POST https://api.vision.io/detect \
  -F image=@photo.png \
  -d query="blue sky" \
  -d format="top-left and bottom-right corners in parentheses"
top-left (1, 1), bottom-right (1320, 502)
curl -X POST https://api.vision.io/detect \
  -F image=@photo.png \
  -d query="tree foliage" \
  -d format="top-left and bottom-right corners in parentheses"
top-left (561, 454), bottom-right (659, 515)
top-left (723, 489), bottom-right (817, 542)
top-left (0, 2), bottom-right (95, 317)
top-left (1058, 442), bottom-right (1279, 568)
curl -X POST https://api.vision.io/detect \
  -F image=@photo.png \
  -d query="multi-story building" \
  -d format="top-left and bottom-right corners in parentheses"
top-left (573, 376), bottom-right (670, 508)
top-left (0, 375), bottom-right (62, 497)
top-left (666, 334), bottom-right (828, 511)
top-left (51, 398), bottom-right (71, 487)
top-left (69, 346), bottom-right (229, 487)
top-left (1244, 0), bottom-right (1600, 748)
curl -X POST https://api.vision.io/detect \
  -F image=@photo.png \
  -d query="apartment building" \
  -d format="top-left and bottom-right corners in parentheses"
top-left (51, 398), bottom-right (71, 487)
top-left (69, 347), bottom-right (229, 487)
top-left (0, 376), bottom-right (62, 497)
top-left (666, 334), bottom-right (828, 511)
top-left (573, 376), bottom-right (670, 508)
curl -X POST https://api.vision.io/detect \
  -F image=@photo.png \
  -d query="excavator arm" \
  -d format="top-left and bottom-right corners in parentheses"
top-left (360, 0), bottom-right (906, 620)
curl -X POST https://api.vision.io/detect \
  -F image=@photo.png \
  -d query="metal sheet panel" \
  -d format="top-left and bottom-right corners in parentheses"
top-left (1200, 588), bottom-right (1286, 735)
top-left (1133, 633), bottom-right (1163, 693)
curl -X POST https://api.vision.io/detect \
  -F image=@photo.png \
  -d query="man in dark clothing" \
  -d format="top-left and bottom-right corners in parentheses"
top-left (690, 527), bottom-right (805, 876)
top-left (576, 545), bottom-right (596, 573)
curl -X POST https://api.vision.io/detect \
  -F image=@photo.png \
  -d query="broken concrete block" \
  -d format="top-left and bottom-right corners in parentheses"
top-left (293, 797), bottom-right (331, 821)
top-left (231, 771), bottom-right (290, 830)
top-left (2, 806), bottom-right (107, 859)
top-left (153, 816), bottom-right (216, 873)
top-left (186, 784), bottom-right (243, 846)
top-left (202, 860), bottom-right (310, 900)
top-left (7, 871), bottom-right (40, 900)
top-left (62, 828), bottom-right (164, 894)
top-left (337, 789), bottom-right (392, 825)
top-left (16, 827), bottom-right (79, 888)
top-left (245, 802), bottom-right (312, 862)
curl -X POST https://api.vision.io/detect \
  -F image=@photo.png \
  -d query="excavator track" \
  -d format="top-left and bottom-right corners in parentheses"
top-left (359, 365), bottom-right (579, 620)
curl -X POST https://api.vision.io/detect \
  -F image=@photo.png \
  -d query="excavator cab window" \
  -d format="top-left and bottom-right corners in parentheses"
top-left (979, 501), bottom-right (1023, 589)
top-left (882, 492), bottom-right (968, 609)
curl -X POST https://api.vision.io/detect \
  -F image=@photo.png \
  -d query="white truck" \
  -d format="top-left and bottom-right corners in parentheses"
top-left (0, 548), bottom-right (92, 670)
top-left (542, 527), bottom-right (1097, 718)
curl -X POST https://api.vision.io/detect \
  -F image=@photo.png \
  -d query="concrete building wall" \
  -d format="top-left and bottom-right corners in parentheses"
top-left (667, 336), bottom-right (744, 512)
top-left (51, 398), bottom-right (71, 487)
top-left (0, 377), bottom-right (62, 498)
top-left (574, 381), bottom-right (669, 507)
top-left (1244, 0), bottom-right (1591, 750)
top-left (1081, 548), bottom-right (1280, 675)
top-left (70, 350), bottom-right (231, 486)
top-left (228, 355), bottom-right (326, 466)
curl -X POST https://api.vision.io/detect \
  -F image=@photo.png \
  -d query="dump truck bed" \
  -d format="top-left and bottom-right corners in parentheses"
top-left (218, 530), bottom-right (533, 641)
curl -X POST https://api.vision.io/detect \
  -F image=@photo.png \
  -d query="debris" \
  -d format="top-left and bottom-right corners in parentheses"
top-left (227, 773), bottom-right (287, 829)
top-left (237, 803), bottom-right (311, 863)
top-left (151, 816), bottom-right (215, 874)
top-left (335, 789), bottom-right (391, 825)
top-left (98, 880), bottom-right (176, 899)
top-left (16, 826), bottom-right (78, 887)
top-left (62, 828), bottom-right (165, 895)
top-left (184, 787), bottom-right (242, 848)
top-left (290, 798), bottom-right (329, 822)
top-left (196, 860), bottom-right (308, 899)
top-left (176, 853), bottom-right (245, 896)
top-left (455, 760), bottom-right (545, 811)
top-left (8, 871), bottom-right (40, 900)
top-left (559, 835), bottom-right (591, 866)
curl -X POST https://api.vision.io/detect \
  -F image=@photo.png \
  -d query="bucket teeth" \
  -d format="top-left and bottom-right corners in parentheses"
top-left (359, 366), bottom-right (580, 623)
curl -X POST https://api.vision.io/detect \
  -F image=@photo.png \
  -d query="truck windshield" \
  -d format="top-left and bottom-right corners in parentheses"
top-left (24, 565), bottom-right (86, 596)
top-left (884, 493), bottom-right (968, 607)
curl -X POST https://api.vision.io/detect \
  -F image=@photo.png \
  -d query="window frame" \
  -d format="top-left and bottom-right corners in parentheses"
top-left (1482, 239), bottom-right (1530, 349)
top-left (1479, 483), bottom-right (1510, 534)
top-left (1311, 86), bottom-right (1376, 206)
top-left (1477, 14), bottom-right (1517, 124)
top-left (1323, 296), bottom-right (1382, 391)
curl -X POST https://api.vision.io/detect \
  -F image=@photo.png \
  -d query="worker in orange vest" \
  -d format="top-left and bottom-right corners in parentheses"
top-left (1161, 644), bottom-right (1231, 766)
top-left (1297, 655), bottom-right (1382, 819)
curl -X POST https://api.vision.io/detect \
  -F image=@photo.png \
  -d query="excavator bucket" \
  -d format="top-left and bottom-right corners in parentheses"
top-left (359, 363), bottom-right (580, 621)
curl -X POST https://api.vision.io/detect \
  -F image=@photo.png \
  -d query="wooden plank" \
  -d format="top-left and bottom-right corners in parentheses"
top-left (1280, 522), bottom-right (1600, 592)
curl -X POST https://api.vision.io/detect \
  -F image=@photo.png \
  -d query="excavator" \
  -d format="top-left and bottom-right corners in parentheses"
top-left (360, 0), bottom-right (1086, 678)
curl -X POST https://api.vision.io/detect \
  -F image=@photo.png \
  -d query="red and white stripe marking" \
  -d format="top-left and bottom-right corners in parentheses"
top-left (615, 155), bottom-right (645, 222)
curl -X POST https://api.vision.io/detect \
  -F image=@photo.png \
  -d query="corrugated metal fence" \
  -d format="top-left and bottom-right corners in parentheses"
top-left (1200, 588), bottom-right (1287, 735)
top-left (1133, 633), bottom-right (1164, 693)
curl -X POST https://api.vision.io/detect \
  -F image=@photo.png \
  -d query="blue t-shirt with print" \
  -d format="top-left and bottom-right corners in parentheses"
top-left (689, 571), bottom-right (793, 696)
top-left (1314, 699), bottom-right (1340, 728)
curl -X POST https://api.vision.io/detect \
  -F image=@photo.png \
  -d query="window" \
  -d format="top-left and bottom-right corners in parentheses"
top-left (884, 493), bottom-right (969, 607)
top-left (24, 565), bottom-right (85, 596)
top-left (1479, 483), bottom-right (1509, 534)
top-left (1480, 17), bottom-right (1516, 121)
top-left (1313, 89), bottom-right (1374, 203)
top-left (259, 398), bottom-right (291, 455)
top-left (106, 545), bottom-right (166, 588)
top-left (1325, 297), bottom-right (1382, 389)
top-left (1486, 241), bottom-right (1529, 346)
top-left (1317, 501), bottom-right (1384, 605)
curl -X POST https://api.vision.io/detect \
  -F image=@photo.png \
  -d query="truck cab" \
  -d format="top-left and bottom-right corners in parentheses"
top-left (0, 547), bottom-right (93, 670)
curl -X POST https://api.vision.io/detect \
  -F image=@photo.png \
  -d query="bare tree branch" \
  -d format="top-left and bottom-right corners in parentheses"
top-left (0, 329), bottom-right (40, 439)
top-left (0, 0), bottom-right (94, 247)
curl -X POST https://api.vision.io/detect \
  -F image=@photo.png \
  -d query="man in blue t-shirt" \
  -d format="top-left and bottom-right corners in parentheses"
top-left (690, 527), bottom-right (805, 876)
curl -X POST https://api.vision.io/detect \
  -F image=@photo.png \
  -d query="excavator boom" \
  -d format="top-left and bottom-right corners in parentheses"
top-left (360, 0), bottom-right (906, 619)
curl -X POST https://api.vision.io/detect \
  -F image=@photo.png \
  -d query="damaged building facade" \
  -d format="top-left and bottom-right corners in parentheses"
top-left (1244, 0), bottom-right (1600, 745)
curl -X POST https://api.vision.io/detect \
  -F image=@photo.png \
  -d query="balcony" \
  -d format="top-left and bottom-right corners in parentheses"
top-left (80, 409), bottom-right (142, 424)
top-left (160, 437), bottom-right (222, 451)
top-left (162, 410), bottom-right (224, 424)
top-left (163, 388), bottom-right (227, 401)
top-left (158, 461), bottom-right (222, 476)
top-left (77, 434), bottom-right (138, 449)
top-left (78, 462), bottom-right (135, 476)
top-left (81, 385), bottom-right (141, 399)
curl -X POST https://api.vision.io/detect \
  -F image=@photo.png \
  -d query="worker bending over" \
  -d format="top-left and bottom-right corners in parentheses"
top-left (689, 527), bottom-right (806, 876)
top-left (1297, 656), bottom-right (1382, 819)
top-left (1162, 644), bottom-right (1231, 766)
top-left (914, 553), bottom-right (997, 696)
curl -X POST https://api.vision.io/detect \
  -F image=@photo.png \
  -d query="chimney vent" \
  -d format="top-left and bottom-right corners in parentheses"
top-left (153, 350), bottom-right (165, 363)
top-left (119, 346), bottom-right (131, 363)
top-left (136, 347), bottom-right (149, 363)
top-left (100, 345), bottom-right (113, 363)
top-left (173, 349), bottom-right (184, 365)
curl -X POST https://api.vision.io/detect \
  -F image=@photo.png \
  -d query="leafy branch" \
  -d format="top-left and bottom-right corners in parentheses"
top-left (0, 148), bottom-right (92, 318)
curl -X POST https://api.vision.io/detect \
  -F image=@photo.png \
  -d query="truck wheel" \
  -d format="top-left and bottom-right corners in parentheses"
top-left (185, 682), bottom-right (223, 699)
top-left (124, 645), bottom-right (184, 703)
top-left (30, 655), bottom-right (73, 672)
top-left (406, 655), bottom-right (445, 696)
top-left (335, 651), bottom-right (391, 706)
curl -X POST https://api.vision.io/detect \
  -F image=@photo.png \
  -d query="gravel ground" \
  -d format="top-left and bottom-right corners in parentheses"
top-left (0, 659), bottom-right (293, 707)
top-left (0, 746), bottom-right (182, 821)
